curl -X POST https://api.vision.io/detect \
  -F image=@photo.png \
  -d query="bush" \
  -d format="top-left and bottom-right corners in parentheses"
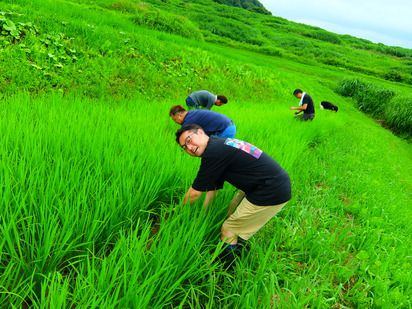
top-left (196, 15), bottom-right (265, 46)
top-left (384, 96), bottom-right (412, 135)
top-left (213, 0), bottom-right (271, 15)
top-left (258, 45), bottom-right (283, 57)
top-left (384, 70), bottom-right (403, 82)
top-left (129, 3), bottom-right (203, 41)
top-left (354, 84), bottom-right (395, 116)
top-left (336, 78), bottom-right (395, 117)
top-left (302, 30), bottom-right (342, 45)
top-left (335, 78), bottom-right (366, 97)
top-left (0, 12), bottom-right (39, 44)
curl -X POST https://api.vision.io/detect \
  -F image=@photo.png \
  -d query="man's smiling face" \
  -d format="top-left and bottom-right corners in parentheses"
top-left (178, 129), bottom-right (209, 157)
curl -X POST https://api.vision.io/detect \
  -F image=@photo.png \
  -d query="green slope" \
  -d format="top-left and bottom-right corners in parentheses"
top-left (213, 0), bottom-right (271, 14)
top-left (0, 0), bottom-right (411, 307)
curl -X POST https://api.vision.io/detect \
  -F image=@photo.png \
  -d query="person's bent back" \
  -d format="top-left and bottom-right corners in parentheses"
top-left (170, 105), bottom-right (236, 138)
top-left (185, 90), bottom-right (228, 110)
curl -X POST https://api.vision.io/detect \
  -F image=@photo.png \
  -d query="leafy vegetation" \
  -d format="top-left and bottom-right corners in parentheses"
top-left (335, 78), bottom-right (412, 136)
top-left (336, 78), bottom-right (395, 116)
top-left (385, 96), bottom-right (412, 136)
top-left (213, 0), bottom-right (271, 15)
top-left (0, 0), bottom-right (411, 307)
top-left (109, 0), bottom-right (412, 84)
top-left (1, 93), bottom-right (411, 307)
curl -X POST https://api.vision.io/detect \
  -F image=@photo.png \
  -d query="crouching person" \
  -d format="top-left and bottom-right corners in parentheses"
top-left (176, 124), bottom-right (291, 268)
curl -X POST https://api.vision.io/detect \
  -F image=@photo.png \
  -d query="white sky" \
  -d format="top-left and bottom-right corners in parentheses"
top-left (259, 0), bottom-right (412, 49)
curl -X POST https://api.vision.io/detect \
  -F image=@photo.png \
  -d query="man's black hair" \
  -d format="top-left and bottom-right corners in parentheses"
top-left (175, 124), bottom-right (202, 144)
top-left (217, 95), bottom-right (228, 104)
top-left (293, 89), bottom-right (303, 95)
top-left (169, 105), bottom-right (186, 116)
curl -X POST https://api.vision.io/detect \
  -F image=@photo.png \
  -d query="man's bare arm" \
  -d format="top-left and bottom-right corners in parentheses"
top-left (183, 186), bottom-right (203, 204)
top-left (290, 103), bottom-right (307, 111)
top-left (203, 190), bottom-right (217, 208)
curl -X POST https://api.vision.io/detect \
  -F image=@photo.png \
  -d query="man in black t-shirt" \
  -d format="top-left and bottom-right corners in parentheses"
top-left (175, 124), bottom-right (291, 267)
top-left (290, 89), bottom-right (315, 121)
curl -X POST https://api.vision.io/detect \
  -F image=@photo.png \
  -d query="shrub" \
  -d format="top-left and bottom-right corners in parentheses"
top-left (319, 56), bottom-right (344, 67)
top-left (376, 44), bottom-right (412, 58)
top-left (336, 78), bottom-right (395, 117)
top-left (0, 12), bottom-right (39, 44)
top-left (213, 0), bottom-right (271, 15)
top-left (302, 30), bottom-right (342, 45)
top-left (196, 14), bottom-right (265, 46)
top-left (384, 70), bottom-right (403, 82)
top-left (258, 45), bottom-right (283, 57)
top-left (130, 3), bottom-right (203, 41)
top-left (354, 84), bottom-right (395, 117)
top-left (335, 78), bottom-right (366, 97)
top-left (384, 96), bottom-right (412, 135)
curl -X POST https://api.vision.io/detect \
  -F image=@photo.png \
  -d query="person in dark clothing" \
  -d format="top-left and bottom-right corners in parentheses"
top-left (175, 124), bottom-right (291, 268)
top-left (320, 101), bottom-right (339, 112)
top-left (290, 89), bottom-right (315, 121)
top-left (186, 90), bottom-right (228, 110)
top-left (169, 105), bottom-right (236, 138)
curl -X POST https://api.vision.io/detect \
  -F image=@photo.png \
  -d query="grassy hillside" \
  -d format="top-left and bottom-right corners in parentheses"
top-left (94, 0), bottom-right (412, 84)
top-left (0, 0), bottom-right (411, 307)
top-left (213, 0), bottom-right (271, 14)
top-left (1, 0), bottom-right (411, 135)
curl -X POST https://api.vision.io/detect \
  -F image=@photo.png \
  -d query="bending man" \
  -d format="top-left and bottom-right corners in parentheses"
top-left (186, 90), bottom-right (228, 110)
top-left (170, 105), bottom-right (236, 138)
top-left (176, 124), bottom-right (291, 267)
top-left (290, 89), bottom-right (315, 121)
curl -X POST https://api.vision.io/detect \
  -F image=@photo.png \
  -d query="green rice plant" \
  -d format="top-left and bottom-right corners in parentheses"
top-left (384, 96), bottom-right (412, 135)
top-left (0, 92), bottom-right (411, 307)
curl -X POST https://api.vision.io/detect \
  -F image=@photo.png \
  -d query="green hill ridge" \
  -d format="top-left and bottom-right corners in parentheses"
top-left (213, 0), bottom-right (271, 14)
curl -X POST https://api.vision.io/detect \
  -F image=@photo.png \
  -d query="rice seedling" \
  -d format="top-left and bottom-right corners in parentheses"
top-left (0, 93), bottom-right (410, 307)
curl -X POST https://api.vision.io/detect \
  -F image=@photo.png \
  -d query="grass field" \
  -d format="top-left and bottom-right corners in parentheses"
top-left (1, 93), bottom-right (411, 307)
top-left (0, 0), bottom-right (412, 307)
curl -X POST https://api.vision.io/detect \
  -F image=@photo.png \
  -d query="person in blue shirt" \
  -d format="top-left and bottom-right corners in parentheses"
top-left (169, 105), bottom-right (236, 138)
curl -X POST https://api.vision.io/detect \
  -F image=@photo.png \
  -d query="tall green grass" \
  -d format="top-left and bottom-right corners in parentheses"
top-left (0, 94), bottom-right (411, 307)
top-left (335, 78), bottom-right (412, 136)
top-left (384, 96), bottom-right (412, 136)
top-left (336, 78), bottom-right (395, 117)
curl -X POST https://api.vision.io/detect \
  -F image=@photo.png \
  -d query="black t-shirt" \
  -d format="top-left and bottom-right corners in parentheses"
top-left (302, 94), bottom-right (315, 114)
top-left (192, 137), bottom-right (291, 206)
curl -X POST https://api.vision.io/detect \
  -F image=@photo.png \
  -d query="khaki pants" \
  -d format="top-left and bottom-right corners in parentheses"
top-left (223, 191), bottom-right (287, 240)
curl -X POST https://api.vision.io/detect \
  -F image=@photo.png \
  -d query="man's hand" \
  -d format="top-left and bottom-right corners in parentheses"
top-left (291, 103), bottom-right (307, 111)
top-left (183, 186), bottom-right (202, 204)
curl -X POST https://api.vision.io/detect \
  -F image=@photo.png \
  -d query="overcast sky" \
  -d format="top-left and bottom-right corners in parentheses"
top-left (259, 0), bottom-right (412, 49)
